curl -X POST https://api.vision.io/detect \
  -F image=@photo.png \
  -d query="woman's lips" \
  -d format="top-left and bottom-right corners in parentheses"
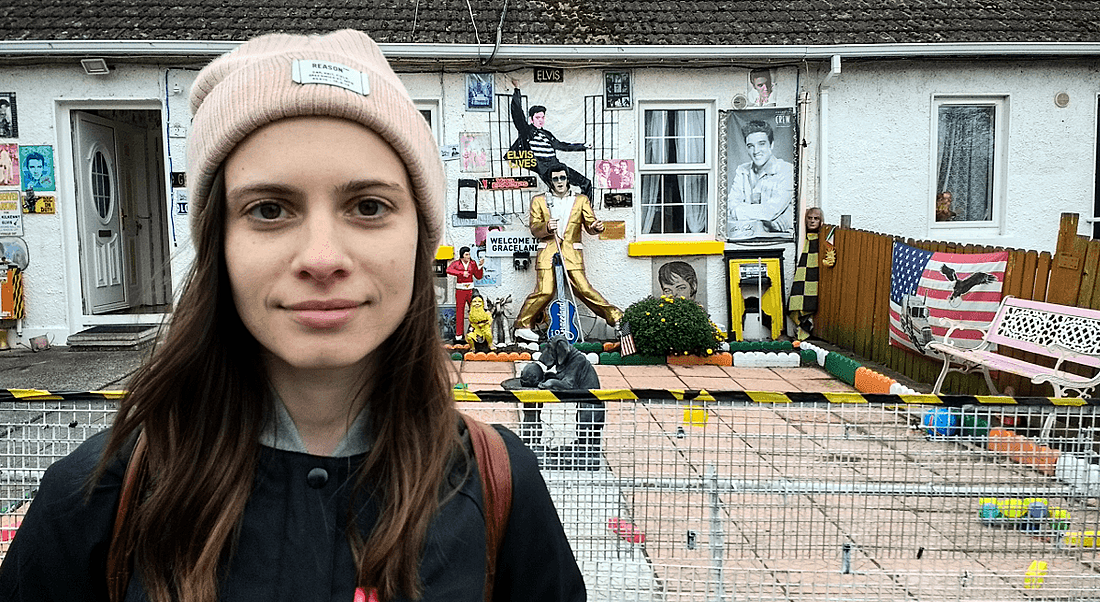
top-left (286, 300), bottom-right (361, 329)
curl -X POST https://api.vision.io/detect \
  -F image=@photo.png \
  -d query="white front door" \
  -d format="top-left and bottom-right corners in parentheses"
top-left (73, 112), bottom-right (127, 314)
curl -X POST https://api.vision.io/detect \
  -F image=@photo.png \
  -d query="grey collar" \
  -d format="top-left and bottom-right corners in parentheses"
top-left (259, 389), bottom-right (372, 457)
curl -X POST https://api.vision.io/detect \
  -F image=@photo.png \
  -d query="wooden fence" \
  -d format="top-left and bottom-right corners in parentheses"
top-left (814, 213), bottom-right (1098, 397)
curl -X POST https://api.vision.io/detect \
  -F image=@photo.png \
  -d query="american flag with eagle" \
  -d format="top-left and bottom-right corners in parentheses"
top-left (888, 241), bottom-right (1008, 356)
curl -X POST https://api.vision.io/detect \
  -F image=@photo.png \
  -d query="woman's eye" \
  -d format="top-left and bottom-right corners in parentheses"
top-left (356, 199), bottom-right (384, 217)
top-left (249, 202), bottom-right (284, 220)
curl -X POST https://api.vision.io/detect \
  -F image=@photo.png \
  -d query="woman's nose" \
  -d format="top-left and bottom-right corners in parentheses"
top-left (294, 213), bottom-right (351, 282)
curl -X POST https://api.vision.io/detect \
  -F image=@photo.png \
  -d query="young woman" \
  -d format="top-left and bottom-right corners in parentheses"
top-left (0, 30), bottom-right (584, 602)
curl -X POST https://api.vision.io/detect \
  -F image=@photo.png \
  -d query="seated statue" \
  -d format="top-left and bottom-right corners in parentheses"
top-left (515, 335), bottom-right (604, 470)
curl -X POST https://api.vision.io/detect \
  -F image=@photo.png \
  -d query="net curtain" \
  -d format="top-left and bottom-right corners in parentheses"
top-left (641, 109), bottom-right (707, 234)
top-left (937, 105), bottom-right (995, 222)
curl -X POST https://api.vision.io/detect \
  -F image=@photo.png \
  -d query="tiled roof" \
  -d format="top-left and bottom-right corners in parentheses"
top-left (2, 0), bottom-right (1099, 45)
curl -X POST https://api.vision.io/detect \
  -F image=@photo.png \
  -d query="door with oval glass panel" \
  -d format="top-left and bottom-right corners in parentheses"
top-left (73, 112), bottom-right (128, 314)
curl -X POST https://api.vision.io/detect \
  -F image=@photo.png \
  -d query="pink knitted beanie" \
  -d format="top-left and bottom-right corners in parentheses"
top-left (187, 29), bottom-right (445, 249)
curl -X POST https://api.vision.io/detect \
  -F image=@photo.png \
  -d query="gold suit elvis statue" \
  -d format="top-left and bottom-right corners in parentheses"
top-left (514, 163), bottom-right (622, 342)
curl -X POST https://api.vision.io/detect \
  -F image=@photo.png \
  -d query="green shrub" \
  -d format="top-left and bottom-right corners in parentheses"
top-left (623, 295), bottom-right (725, 357)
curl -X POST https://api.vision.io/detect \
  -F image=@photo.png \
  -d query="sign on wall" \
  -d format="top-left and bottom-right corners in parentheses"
top-left (477, 176), bottom-right (538, 191)
top-left (0, 191), bottom-right (24, 236)
top-left (534, 67), bottom-right (564, 83)
top-left (484, 231), bottom-right (539, 257)
top-left (22, 190), bottom-right (55, 214)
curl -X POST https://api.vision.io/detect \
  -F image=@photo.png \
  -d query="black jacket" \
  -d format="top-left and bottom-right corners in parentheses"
top-left (0, 425), bottom-right (585, 601)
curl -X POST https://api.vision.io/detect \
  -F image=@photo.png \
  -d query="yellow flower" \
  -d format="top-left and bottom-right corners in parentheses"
top-left (706, 348), bottom-right (713, 354)
top-left (661, 318), bottom-right (666, 322)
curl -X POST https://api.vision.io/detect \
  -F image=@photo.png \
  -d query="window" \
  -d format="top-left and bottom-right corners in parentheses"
top-left (91, 150), bottom-right (112, 220)
top-left (933, 97), bottom-right (1006, 225)
top-left (638, 104), bottom-right (712, 237)
top-left (414, 100), bottom-right (441, 145)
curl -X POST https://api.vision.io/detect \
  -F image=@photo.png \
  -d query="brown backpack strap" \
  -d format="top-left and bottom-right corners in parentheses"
top-left (107, 429), bottom-right (147, 602)
top-left (461, 414), bottom-right (513, 602)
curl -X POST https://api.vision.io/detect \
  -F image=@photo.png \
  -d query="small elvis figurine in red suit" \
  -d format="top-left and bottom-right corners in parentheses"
top-left (446, 246), bottom-right (485, 342)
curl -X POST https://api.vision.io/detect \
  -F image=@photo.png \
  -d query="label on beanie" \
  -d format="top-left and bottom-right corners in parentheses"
top-left (292, 60), bottom-right (369, 96)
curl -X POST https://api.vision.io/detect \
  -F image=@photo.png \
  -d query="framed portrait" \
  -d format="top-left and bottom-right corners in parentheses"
top-left (604, 71), bottom-right (632, 109)
top-left (594, 158), bottom-right (636, 190)
top-left (438, 305), bottom-right (457, 341)
top-left (19, 145), bottom-right (56, 192)
top-left (459, 132), bottom-right (490, 173)
top-left (748, 68), bottom-right (776, 107)
top-left (652, 257), bottom-right (707, 308)
top-left (721, 107), bottom-right (798, 243)
top-left (0, 93), bottom-right (16, 138)
top-left (0, 144), bottom-right (18, 187)
top-left (466, 73), bottom-right (494, 111)
top-left (457, 178), bottom-right (478, 219)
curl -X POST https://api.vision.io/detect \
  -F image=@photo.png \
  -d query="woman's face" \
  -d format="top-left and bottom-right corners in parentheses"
top-left (661, 272), bottom-right (695, 299)
top-left (223, 116), bottom-right (418, 375)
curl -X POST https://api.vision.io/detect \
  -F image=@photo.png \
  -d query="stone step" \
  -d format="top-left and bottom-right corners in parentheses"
top-left (66, 324), bottom-right (159, 351)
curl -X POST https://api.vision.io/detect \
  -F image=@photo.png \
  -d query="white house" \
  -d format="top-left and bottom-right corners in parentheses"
top-left (1, 2), bottom-right (1098, 348)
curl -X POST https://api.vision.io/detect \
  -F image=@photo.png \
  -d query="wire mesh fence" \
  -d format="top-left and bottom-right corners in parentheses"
top-left (2, 396), bottom-right (1098, 601)
top-left (462, 398), bottom-right (1100, 602)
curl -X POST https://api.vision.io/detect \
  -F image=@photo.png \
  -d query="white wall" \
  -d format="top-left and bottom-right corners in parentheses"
top-left (0, 62), bottom-right (178, 346)
top-left (821, 58), bottom-right (1100, 252)
top-left (14, 53), bottom-right (1090, 344)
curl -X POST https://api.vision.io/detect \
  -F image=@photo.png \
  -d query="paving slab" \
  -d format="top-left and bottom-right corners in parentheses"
top-left (680, 375), bottom-right (739, 390)
top-left (619, 376), bottom-right (687, 390)
top-left (720, 366), bottom-right (783, 378)
top-left (616, 365), bottom-right (676, 377)
top-left (733, 378), bottom-right (793, 391)
top-left (669, 364), bottom-right (729, 377)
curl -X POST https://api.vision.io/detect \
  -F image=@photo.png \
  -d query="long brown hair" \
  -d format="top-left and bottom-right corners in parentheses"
top-left (96, 167), bottom-right (460, 602)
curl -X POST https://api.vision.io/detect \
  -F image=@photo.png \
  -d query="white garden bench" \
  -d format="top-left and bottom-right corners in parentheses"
top-left (928, 297), bottom-right (1100, 398)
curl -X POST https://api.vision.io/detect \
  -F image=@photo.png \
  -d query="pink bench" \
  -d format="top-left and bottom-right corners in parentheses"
top-left (928, 297), bottom-right (1100, 398)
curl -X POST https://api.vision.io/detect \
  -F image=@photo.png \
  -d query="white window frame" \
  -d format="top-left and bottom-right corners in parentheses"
top-left (929, 95), bottom-right (1008, 234)
top-left (636, 101), bottom-right (716, 240)
top-left (414, 99), bottom-right (442, 146)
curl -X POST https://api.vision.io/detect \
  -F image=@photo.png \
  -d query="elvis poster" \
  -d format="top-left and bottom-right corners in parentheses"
top-left (723, 107), bottom-right (797, 242)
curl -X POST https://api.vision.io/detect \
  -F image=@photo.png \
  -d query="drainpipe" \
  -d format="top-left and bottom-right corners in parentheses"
top-left (818, 55), bottom-right (841, 220)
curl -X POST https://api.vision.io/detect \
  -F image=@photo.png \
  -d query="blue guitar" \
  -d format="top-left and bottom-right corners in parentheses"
top-left (547, 235), bottom-right (582, 344)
